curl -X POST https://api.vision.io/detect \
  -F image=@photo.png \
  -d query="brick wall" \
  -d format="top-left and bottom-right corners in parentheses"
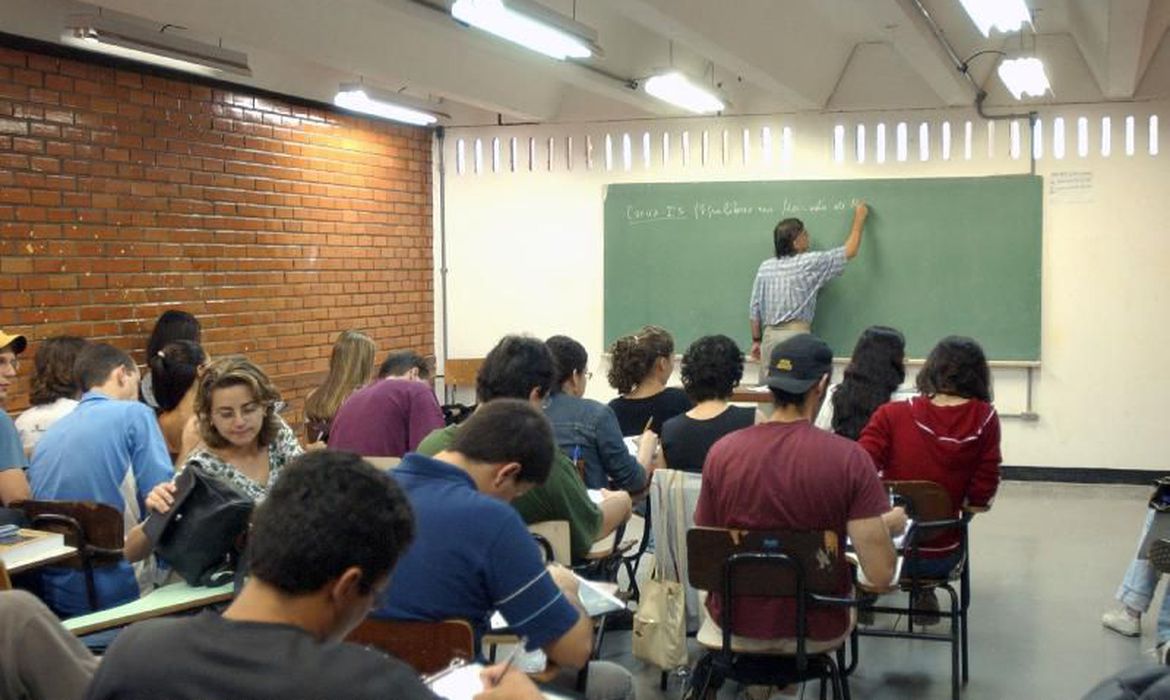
top-left (0, 42), bottom-right (434, 429)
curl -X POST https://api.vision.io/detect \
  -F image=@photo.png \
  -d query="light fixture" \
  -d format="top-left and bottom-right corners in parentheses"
top-left (643, 72), bottom-right (725, 114)
top-left (958, 0), bottom-right (1032, 37)
top-left (63, 14), bottom-right (251, 77)
top-left (997, 57), bottom-right (1050, 99)
top-left (333, 84), bottom-right (444, 126)
top-left (449, 0), bottom-right (599, 60)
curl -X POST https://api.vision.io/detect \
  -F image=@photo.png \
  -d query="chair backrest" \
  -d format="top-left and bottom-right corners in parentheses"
top-left (529, 520), bottom-right (571, 565)
top-left (18, 500), bottom-right (124, 566)
top-left (885, 480), bottom-right (954, 522)
top-left (687, 527), bottom-right (844, 597)
top-left (346, 618), bottom-right (474, 675)
top-left (0, 561), bottom-right (10, 590)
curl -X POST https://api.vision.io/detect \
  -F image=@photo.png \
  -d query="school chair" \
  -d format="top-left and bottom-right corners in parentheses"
top-left (685, 527), bottom-right (861, 700)
top-left (363, 456), bottom-right (402, 471)
top-left (346, 618), bottom-right (474, 675)
top-left (856, 480), bottom-right (971, 700)
top-left (529, 520), bottom-right (572, 565)
top-left (17, 500), bottom-right (124, 612)
top-left (0, 561), bottom-right (10, 591)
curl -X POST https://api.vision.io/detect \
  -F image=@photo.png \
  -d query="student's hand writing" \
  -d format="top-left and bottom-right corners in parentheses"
top-left (636, 429), bottom-right (658, 470)
top-left (883, 505), bottom-right (908, 537)
top-left (145, 481), bottom-right (177, 514)
top-left (475, 663), bottom-right (543, 700)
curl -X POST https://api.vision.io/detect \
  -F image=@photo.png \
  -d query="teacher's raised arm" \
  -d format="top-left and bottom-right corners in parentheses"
top-left (748, 201), bottom-right (870, 381)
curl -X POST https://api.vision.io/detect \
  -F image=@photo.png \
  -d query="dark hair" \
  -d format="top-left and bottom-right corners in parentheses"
top-left (195, 356), bottom-right (283, 449)
top-left (379, 350), bottom-right (433, 380)
top-left (476, 335), bottom-right (555, 403)
top-left (916, 336), bottom-right (992, 402)
top-left (449, 399), bottom-right (555, 485)
top-left (830, 326), bottom-right (906, 440)
top-left (146, 310), bottom-right (201, 359)
top-left (546, 335), bottom-right (588, 393)
top-left (29, 336), bottom-right (87, 406)
top-left (606, 325), bottom-right (674, 395)
top-left (74, 343), bottom-right (136, 391)
top-left (246, 450), bottom-right (415, 595)
top-left (148, 340), bottom-right (207, 412)
top-left (680, 335), bottom-right (744, 402)
top-left (773, 218), bottom-right (805, 258)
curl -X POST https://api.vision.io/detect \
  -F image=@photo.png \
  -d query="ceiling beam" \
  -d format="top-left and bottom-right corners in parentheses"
top-left (1068, 0), bottom-right (1153, 100)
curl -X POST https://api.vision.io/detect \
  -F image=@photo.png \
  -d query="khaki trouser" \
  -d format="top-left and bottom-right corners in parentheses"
top-left (758, 322), bottom-right (812, 384)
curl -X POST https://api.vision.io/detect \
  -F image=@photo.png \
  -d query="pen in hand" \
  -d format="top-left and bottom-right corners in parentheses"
top-left (493, 636), bottom-right (528, 687)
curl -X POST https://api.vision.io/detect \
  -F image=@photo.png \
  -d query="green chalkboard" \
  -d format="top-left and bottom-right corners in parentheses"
top-left (604, 175), bottom-right (1042, 361)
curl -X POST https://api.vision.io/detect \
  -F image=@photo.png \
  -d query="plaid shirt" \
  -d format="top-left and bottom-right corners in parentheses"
top-left (749, 246), bottom-right (847, 325)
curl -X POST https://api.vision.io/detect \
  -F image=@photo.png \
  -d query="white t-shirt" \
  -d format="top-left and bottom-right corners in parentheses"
top-left (15, 397), bottom-right (79, 456)
top-left (814, 383), bottom-right (917, 433)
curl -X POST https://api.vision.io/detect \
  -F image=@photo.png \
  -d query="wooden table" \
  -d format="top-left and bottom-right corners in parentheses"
top-left (64, 581), bottom-right (234, 636)
top-left (730, 386), bottom-right (774, 403)
top-left (5, 544), bottom-right (77, 574)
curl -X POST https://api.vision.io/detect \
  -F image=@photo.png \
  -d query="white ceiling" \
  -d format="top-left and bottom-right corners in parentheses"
top-left (5, 0), bottom-right (1170, 125)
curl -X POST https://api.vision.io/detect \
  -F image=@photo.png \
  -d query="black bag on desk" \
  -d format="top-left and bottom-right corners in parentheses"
top-left (143, 465), bottom-right (253, 587)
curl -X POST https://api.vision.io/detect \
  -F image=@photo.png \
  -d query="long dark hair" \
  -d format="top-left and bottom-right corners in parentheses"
top-left (830, 326), bottom-right (906, 440)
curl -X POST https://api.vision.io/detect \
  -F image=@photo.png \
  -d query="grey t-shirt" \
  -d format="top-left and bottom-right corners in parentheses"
top-left (84, 611), bottom-right (439, 700)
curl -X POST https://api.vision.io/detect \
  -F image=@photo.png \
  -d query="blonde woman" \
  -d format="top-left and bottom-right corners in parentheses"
top-left (303, 330), bottom-right (376, 444)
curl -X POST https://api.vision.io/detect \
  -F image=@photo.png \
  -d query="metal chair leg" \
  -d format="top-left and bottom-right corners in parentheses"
top-left (945, 585), bottom-right (960, 700)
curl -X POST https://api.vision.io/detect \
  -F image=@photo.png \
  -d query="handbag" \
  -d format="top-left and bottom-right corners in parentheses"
top-left (633, 470), bottom-right (689, 670)
top-left (143, 464), bottom-right (254, 587)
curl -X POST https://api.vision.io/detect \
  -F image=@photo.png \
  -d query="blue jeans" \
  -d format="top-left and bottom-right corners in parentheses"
top-left (1116, 509), bottom-right (1170, 643)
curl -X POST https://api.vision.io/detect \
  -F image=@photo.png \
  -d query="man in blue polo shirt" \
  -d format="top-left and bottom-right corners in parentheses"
top-left (0, 328), bottom-right (31, 506)
top-left (30, 343), bottom-right (173, 617)
top-left (377, 399), bottom-right (634, 700)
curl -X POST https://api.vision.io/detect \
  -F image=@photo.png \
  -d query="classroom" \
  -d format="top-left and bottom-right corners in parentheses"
top-left (0, 0), bottom-right (1167, 698)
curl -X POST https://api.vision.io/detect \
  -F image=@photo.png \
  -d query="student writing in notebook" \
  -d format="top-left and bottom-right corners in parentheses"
top-left (85, 449), bottom-right (541, 700)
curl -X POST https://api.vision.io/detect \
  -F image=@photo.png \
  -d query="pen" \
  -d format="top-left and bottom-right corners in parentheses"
top-left (494, 636), bottom-right (527, 686)
top-left (643, 416), bottom-right (654, 433)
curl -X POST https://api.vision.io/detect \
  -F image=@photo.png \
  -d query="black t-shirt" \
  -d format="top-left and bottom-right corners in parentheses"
top-left (608, 388), bottom-right (693, 436)
top-left (84, 611), bottom-right (438, 700)
top-left (661, 406), bottom-right (756, 473)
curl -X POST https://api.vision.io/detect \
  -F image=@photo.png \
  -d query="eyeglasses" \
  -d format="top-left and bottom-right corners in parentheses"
top-left (0, 358), bottom-right (19, 372)
top-left (579, 370), bottom-right (593, 380)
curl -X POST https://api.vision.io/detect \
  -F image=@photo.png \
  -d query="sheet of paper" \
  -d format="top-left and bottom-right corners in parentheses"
top-left (427, 662), bottom-right (485, 700)
top-left (575, 574), bottom-right (626, 616)
top-left (587, 489), bottom-right (604, 504)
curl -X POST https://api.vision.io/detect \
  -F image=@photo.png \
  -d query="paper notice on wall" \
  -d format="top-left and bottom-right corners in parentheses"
top-left (1048, 171), bottom-right (1093, 204)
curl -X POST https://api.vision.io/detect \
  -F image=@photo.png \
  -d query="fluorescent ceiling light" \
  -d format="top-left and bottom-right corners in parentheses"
top-left (333, 84), bottom-right (442, 126)
top-left (958, 0), bottom-right (1032, 37)
top-left (63, 15), bottom-right (251, 77)
top-left (450, 0), bottom-right (597, 60)
top-left (998, 57), bottom-right (1050, 99)
top-left (643, 72), bottom-right (725, 114)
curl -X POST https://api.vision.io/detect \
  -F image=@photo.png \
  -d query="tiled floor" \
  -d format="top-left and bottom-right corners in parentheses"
top-left (598, 481), bottom-right (1160, 700)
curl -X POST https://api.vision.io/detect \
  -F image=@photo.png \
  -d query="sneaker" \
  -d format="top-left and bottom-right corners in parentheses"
top-left (1102, 608), bottom-right (1141, 637)
top-left (1151, 539), bottom-right (1170, 575)
top-left (910, 589), bottom-right (941, 627)
top-left (1156, 641), bottom-right (1170, 665)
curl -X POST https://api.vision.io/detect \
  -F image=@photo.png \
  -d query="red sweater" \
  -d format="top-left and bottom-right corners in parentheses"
top-left (858, 396), bottom-right (1001, 555)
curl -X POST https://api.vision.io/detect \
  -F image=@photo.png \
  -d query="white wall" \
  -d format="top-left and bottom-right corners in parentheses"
top-left (434, 103), bottom-right (1170, 471)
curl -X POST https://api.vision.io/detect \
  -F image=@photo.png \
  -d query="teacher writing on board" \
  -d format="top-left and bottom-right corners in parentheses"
top-left (749, 202), bottom-right (870, 381)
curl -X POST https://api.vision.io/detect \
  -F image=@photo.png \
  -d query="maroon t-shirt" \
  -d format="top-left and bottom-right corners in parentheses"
top-left (327, 378), bottom-right (445, 458)
top-left (694, 420), bottom-right (889, 641)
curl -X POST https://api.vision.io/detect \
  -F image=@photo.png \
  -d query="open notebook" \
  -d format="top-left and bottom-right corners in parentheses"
top-left (425, 659), bottom-right (574, 700)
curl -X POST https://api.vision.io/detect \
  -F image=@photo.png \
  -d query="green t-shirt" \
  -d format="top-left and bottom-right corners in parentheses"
top-left (415, 425), bottom-right (603, 561)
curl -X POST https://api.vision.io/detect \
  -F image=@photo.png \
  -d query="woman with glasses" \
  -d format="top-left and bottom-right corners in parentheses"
top-left (544, 335), bottom-right (654, 492)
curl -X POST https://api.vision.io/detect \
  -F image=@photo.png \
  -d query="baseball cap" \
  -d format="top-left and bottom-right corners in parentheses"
top-left (0, 330), bottom-right (26, 355)
top-left (764, 334), bottom-right (833, 394)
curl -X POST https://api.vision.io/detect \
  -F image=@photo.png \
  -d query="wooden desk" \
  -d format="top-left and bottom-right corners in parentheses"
top-left (5, 544), bottom-right (77, 574)
top-left (64, 581), bottom-right (234, 636)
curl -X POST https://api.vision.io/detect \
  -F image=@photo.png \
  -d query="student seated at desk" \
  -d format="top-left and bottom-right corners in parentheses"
top-left (377, 399), bottom-right (634, 700)
top-left (0, 329), bottom-right (32, 506)
top-left (543, 335), bottom-right (654, 492)
top-left (694, 334), bottom-right (905, 652)
top-left (660, 335), bottom-right (756, 474)
top-left (417, 335), bottom-right (630, 562)
top-left (606, 326), bottom-right (692, 436)
top-left (29, 343), bottom-right (173, 617)
top-left (303, 330), bottom-right (376, 445)
top-left (328, 350), bottom-right (445, 458)
top-left (858, 336), bottom-right (1000, 621)
top-left (86, 450), bottom-right (542, 700)
top-left (15, 335), bottom-right (87, 459)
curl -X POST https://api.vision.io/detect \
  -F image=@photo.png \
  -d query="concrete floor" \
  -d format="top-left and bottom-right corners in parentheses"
top-left (598, 481), bottom-right (1160, 700)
